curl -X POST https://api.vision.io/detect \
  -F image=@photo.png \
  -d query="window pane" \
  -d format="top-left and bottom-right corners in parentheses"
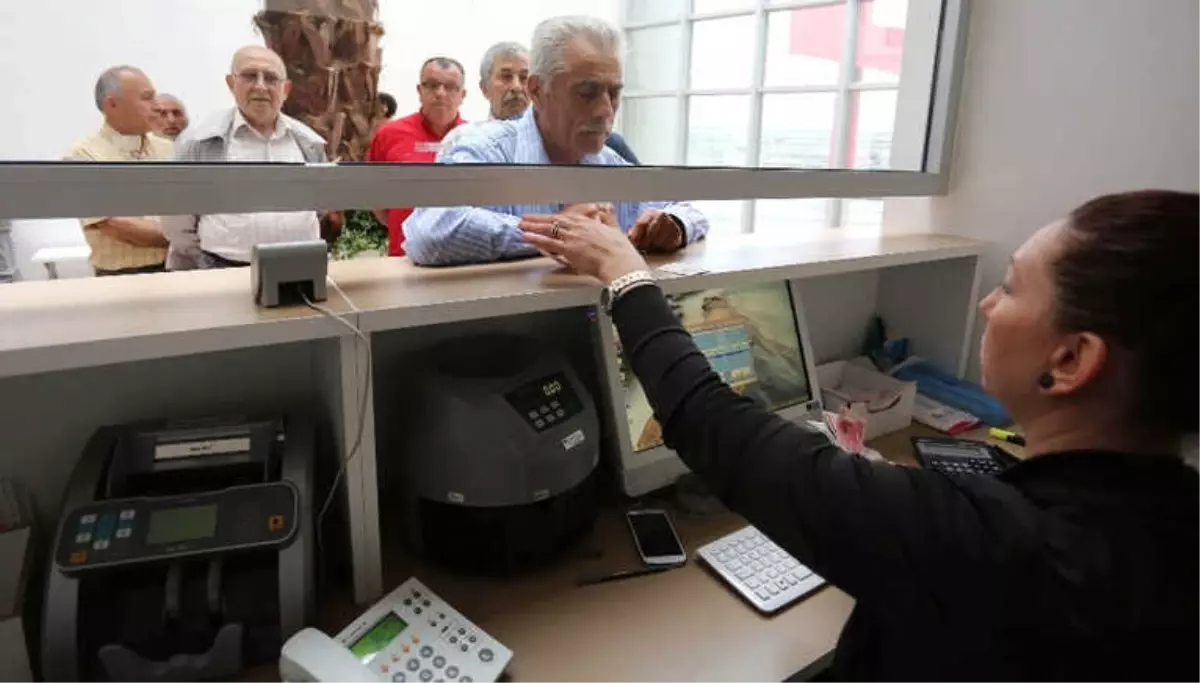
top-left (759, 93), bottom-right (837, 169)
top-left (626, 26), bottom-right (685, 92)
top-left (693, 0), bottom-right (756, 14)
top-left (690, 16), bottom-right (756, 90)
top-left (687, 95), bottom-right (750, 166)
top-left (754, 199), bottom-right (830, 236)
top-left (857, 0), bottom-right (907, 84)
top-left (764, 5), bottom-right (846, 88)
top-left (620, 97), bottom-right (679, 165)
top-left (692, 200), bottom-right (745, 237)
top-left (848, 89), bottom-right (897, 169)
top-left (625, 0), bottom-right (689, 24)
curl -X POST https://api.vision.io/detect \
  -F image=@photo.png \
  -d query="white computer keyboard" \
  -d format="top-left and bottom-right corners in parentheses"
top-left (697, 525), bottom-right (826, 614)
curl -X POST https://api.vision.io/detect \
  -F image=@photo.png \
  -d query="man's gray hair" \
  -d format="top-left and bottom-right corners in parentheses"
top-left (479, 41), bottom-right (528, 83)
top-left (529, 15), bottom-right (623, 80)
top-left (94, 65), bottom-right (142, 111)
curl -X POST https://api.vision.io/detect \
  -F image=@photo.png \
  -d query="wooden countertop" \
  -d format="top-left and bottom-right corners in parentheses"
top-left (257, 424), bottom-right (1020, 683)
top-left (0, 267), bottom-right (358, 377)
top-left (0, 232), bottom-right (984, 378)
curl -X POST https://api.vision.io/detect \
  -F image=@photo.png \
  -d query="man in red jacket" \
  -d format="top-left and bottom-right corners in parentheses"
top-left (368, 57), bottom-right (465, 256)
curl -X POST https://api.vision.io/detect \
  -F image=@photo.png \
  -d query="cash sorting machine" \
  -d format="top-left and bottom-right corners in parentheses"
top-left (42, 415), bottom-right (317, 681)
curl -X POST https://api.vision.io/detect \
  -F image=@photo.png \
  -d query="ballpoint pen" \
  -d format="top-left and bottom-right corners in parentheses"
top-left (577, 565), bottom-right (675, 587)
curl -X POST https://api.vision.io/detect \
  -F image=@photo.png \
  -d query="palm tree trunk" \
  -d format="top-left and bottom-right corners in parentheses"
top-left (255, 0), bottom-right (383, 162)
top-left (254, 0), bottom-right (384, 242)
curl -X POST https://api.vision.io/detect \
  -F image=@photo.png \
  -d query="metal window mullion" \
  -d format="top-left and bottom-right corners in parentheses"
top-left (827, 0), bottom-right (861, 229)
top-left (742, 0), bottom-right (770, 234)
top-left (674, 11), bottom-right (694, 165)
top-left (847, 80), bottom-right (902, 91)
top-left (687, 8), bottom-right (758, 22)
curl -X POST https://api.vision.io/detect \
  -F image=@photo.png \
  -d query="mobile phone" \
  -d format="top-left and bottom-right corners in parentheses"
top-left (626, 508), bottom-right (687, 566)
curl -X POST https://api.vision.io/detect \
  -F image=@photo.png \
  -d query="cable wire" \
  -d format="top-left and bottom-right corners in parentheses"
top-left (302, 282), bottom-right (371, 556)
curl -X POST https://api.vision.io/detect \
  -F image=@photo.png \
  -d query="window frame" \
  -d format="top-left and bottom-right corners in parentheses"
top-left (0, 0), bottom-right (967, 224)
top-left (618, 0), bottom-right (962, 234)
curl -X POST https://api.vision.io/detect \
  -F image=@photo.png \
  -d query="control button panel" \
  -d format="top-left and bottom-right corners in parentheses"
top-left (504, 372), bottom-right (584, 433)
top-left (55, 481), bottom-right (297, 574)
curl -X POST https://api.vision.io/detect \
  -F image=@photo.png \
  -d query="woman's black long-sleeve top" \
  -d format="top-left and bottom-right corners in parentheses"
top-left (611, 284), bottom-right (1198, 681)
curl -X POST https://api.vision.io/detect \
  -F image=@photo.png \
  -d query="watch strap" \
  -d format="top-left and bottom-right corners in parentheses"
top-left (604, 269), bottom-right (656, 314)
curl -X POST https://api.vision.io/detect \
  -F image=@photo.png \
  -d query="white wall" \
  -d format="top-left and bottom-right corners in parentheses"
top-left (886, 0), bottom-right (1200, 379)
top-left (0, 0), bottom-right (616, 279)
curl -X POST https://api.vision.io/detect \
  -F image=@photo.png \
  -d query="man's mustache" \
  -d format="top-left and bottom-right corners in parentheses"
top-left (503, 92), bottom-right (528, 106)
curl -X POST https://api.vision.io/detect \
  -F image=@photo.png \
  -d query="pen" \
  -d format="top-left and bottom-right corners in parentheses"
top-left (989, 427), bottom-right (1026, 447)
top-left (577, 565), bottom-right (674, 587)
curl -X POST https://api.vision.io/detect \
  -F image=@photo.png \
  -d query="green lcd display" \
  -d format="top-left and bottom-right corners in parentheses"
top-left (145, 505), bottom-right (219, 545)
top-left (349, 612), bottom-right (408, 663)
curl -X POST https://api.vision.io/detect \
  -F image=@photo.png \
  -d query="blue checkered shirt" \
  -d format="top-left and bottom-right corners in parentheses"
top-left (403, 108), bottom-right (708, 265)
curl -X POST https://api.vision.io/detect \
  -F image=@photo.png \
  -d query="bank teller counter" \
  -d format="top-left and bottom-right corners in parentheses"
top-left (0, 232), bottom-right (990, 681)
top-left (327, 233), bottom-right (985, 601)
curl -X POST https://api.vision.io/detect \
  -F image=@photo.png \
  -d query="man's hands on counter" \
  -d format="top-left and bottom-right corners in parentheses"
top-left (520, 213), bottom-right (650, 285)
top-left (560, 202), bottom-right (619, 229)
top-left (629, 209), bottom-right (685, 253)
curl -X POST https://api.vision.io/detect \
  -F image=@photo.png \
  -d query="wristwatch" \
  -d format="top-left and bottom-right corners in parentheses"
top-left (601, 269), bottom-right (657, 315)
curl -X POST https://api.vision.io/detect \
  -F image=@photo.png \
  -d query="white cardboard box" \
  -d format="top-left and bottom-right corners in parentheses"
top-left (0, 526), bottom-right (32, 681)
top-left (817, 358), bottom-right (916, 441)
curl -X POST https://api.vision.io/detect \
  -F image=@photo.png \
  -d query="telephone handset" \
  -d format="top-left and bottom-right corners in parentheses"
top-left (280, 628), bottom-right (375, 682)
top-left (278, 577), bottom-right (512, 683)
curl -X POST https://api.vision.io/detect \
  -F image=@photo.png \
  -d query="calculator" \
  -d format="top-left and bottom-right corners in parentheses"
top-left (696, 525), bottom-right (826, 614)
top-left (911, 436), bottom-right (1019, 477)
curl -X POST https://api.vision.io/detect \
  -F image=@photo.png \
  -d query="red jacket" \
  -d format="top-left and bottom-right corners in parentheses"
top-left (367, 112), bottom-right (464, 256)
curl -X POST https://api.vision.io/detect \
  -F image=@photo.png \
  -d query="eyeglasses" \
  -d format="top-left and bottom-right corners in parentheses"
top-left (235, 70), bottom-right (284, 87)
top-left (420, 81), bottom-right (462, 94)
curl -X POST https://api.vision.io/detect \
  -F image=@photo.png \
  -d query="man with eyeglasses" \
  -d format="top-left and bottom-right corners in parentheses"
top-left (404, 16), bottom-right (706, 266)
top-left (368, 57), bottom-right (467, 257)
top-left (162, 45), bottom-right (328, 270)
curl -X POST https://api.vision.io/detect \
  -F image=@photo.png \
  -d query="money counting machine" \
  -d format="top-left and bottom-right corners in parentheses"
top-left (41, 415), bottom-right (317, 681)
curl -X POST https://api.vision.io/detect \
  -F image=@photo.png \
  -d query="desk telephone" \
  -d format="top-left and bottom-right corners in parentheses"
top-left (280, 578), bottom-right (512, 682)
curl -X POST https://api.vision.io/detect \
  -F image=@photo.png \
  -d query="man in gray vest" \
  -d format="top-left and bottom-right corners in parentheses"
top-left (163, 45), bottom-right (328, 270)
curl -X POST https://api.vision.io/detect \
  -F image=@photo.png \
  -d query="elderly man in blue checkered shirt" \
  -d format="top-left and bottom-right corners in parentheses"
top-left (403, 15), bottom-right (709, 266)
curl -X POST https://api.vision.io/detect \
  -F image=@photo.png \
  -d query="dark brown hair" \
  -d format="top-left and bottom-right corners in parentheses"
top-left (1056, 190), bottom-right (1199, 435)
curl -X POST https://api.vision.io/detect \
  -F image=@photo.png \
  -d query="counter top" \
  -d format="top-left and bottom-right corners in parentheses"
top-left (333, 232), bottom-right (984, 330)
top-left (0, 232), bottom-right (985, 377)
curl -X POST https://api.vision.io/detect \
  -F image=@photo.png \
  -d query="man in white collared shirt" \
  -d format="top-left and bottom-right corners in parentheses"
top-left (163, 46), bottom-right (328, 269)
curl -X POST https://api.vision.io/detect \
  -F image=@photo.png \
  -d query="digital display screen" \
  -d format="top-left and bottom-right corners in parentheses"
top-left (921, 443), bottom-right (990, 459)
top-left (617, 281), bottom-right (811, 452)
top-left (349, 612), bottom-right (408, 663)
top-left (146, 505), bottom-right (219, 545)
top-left (629, 511), bottom-right (684, 559)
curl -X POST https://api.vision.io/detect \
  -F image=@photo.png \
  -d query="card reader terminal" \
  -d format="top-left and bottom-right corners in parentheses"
top-left (280, 577), bottom-right (512, 682)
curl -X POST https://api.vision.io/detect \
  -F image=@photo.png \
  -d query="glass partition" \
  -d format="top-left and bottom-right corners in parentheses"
top-left (0, 0), bottom-right (945, 171)
top-left (0, 0), bottom-right (966, 281)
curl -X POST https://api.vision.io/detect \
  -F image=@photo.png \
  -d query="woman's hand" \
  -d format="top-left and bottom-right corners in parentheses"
top-left (520, 212), bottom-right (649, 284)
